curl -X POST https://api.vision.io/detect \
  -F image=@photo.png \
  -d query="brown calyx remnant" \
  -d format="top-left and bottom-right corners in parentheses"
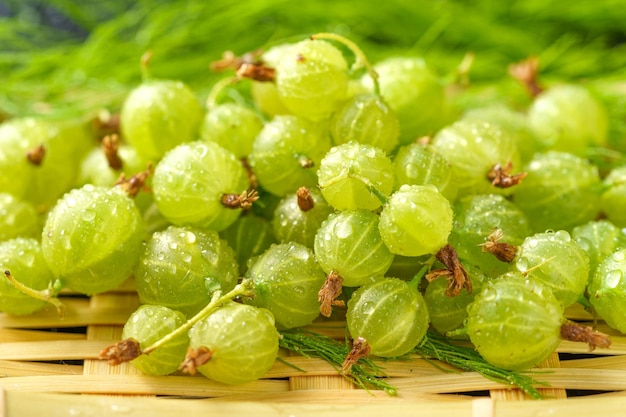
top-left (298, 156), bottom-right (315, 169)
top-left (210, 50), bottom-right (275, 82)
top-left (99, 338), bottom-right (142, 365)
top-left (480, 227), bottom-right (518, 263)
top-left (93, 111), bottom-right (120, 139)
top-left (221, 188), bottom-right (259, 210)
top-left (341, 337), bottom-right (371, 374)
top-left (179, 346), bottom-right (213, 375)
top-left (114, 164), bottom-right (153, 198)
top-left (318, 270), bottom-right (345, 318)
top-left (102, 134), bottom-right (123, 170)
top-left (560, 322), bottom-right (612, 351)
top-left (26, 144), bottom-right (46, 166)
top-left (508, 56), bottom-right (544, 98)
top-left (487, 161), bottom-right (527, 188)
top-left (426, 244), bottom-right (471, 297)
top-left (296, 186), bottom-right (314, 211)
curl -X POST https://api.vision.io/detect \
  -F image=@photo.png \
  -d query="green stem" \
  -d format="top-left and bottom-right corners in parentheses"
top-left (3, 270), bottom-right (65, 316)
top-left (408, 263), bottom-right (431, 288)
top-left (310, 32), bottom-right (380, 96)
top-left (141, 279), bottom-right (254, 355)
top-left (414, 330), bottom-right (548, 399)
top-left (279, 329), bottom-right (397, 395)
top-left (205, 76), bottom-right (238, 110)
top-left (140, 50), bottom-right (153, 81)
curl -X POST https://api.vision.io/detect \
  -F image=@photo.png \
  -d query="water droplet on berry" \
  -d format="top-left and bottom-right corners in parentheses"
top-left (81, 209), bottom-right (96, 222)
top-left (334, 221), bottom-right (353, 238)
top-left (361, 301), bottom-right (375, 314)
top-left (613, 251), bottom-right (626, 262)
top-left (605, 270), bottom-right (623, 289)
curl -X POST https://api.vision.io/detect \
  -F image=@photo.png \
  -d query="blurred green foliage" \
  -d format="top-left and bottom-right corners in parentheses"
top-left (1, 0), bottom-right (624, 118)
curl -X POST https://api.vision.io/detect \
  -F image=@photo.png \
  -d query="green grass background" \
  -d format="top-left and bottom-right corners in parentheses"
top-left (1, 0), bottom-right (625, 120)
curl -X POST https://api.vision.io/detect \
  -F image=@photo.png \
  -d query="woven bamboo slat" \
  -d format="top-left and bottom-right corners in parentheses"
top-left (0, 287), bottom-right (624, 417)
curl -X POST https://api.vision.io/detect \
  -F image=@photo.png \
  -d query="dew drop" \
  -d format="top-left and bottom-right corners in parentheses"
top-left (181, 252), bottom-right (193, 263)
top-left (527, 239), bottom-right (538, 248)
top-left (185, 231), bottom-right (197, 244)
top-left (405, 163), bottom-right (419, 178)
top-left (167, 263), bottom-right (177, 274)
top-left (81, 209), bottom-right (96, 222)
top-left (612, 251), bottom-right (626, 262)
top-left (361, 301), bottom-right (375, 315)
top-left (516, 257), bottom-right (529, 272)
top-left (194, 144), bottom-right (208, 157)
top-left (333, 220), bottom-right (353, 239)
top-left (555, 230), bottom-right (571, 242)
top-left (66, 196), bottom-right (77, 207)
top-left (605, 270), bottom-right (623, 289)
top-left (204, 277), bottom-right (222, 292)
top-left (293, 285), bottom-right (305, 295)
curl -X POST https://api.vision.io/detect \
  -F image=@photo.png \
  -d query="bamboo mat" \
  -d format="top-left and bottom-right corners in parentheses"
top-left (0, 285), bottom-right (624, 416)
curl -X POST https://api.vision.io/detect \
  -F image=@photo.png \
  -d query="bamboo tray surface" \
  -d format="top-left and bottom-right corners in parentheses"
top-left (1, 281), bottom-right (625, 417)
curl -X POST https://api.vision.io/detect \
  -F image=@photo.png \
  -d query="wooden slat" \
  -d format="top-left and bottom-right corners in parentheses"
top-left (0, 297), bottom-right (139, 329)
top-left (0, 328), bottom-right (85, 342)
top-left (0, 359), bottom-right (81, 377)
top-left (0, 340), bottom-right (110, 361)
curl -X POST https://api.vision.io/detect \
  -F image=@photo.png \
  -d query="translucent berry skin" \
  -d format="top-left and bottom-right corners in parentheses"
top-left (515, 230), bottom-right (589, 309)
top-left (0, 118), bottom-right (90, 210)
top-left (41, 185), bottom-right (145, 295)
top-left (466, 272), bottom-right (564, 371)
top-left (152, 141), bottom-right (249, 232)
top-left (424, 264), bottom-right (486, 334)
top-left (78, 144), bottom-right (149, 188)
top-left (250, 43), bottom-right (292, 117)
top-left (120, 79), bottom-right (203, 161)
top-left (122, 305), bottom-right (189, 376)
top-left (0, 238), bottom-right (52, 315)
top-left (572, 220), bottom-right (626, 278)
top-left (346, 277), bottom-right (430, 357)
top-left (189, 302), bottom-right (279, 385)
top-left (463, 104), bottom-right (539, 164)
top-left (393, 143), bottom-right (458, 202)
top-left (431, 119), bottom-right (521, 198)
top-left (588, 249), bottom-right (626, 333)
top-left (244, 242), bottom-right (327, 329)
top-left (78, 144), bottom-right (153, 214)
top-left (512, 151), bottom-right (602, 233)
top-left (249, 115), bottom-right (331, 197)
top-left (199, 103), bottom-right (264, 159)
top-left (448, 194), bottom-right (530, 277)
top-left (135, 226), bottom-right (239, 318)
top-left (362, 57), bottom-right (447, 145)
top-left (275, 39), bottom-right (349, 121)
top-left (219, 214), bottom-right (277, 274)
top-left (317, 142), bottom-right (394, 211)
top-left (601, 166), bottom-right (626, 228)
top-left (528, 84), bottom-right (608, 156)
top-left (314, 210), bottom-right (394, 287)
top-left (329, 93), bottom-right (400, 154)
top-left (378, 184), bottom-right (453, 257)
top-left (0, 193), bottom-right (39, 241)
top-left (271, 188), bottom-right (333, 248)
